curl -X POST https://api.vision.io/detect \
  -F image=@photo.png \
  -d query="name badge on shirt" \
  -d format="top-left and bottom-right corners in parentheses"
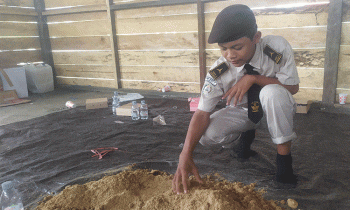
top-left (205, 76), bottom-right (217, 86)
top-left (263, 44), bottom-right (283, 64)
top-left (202, 83), bottom-right (214, 96)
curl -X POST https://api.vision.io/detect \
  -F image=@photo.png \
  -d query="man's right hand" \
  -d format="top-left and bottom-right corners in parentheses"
top-left (172, 153), bottom-right (203, 194)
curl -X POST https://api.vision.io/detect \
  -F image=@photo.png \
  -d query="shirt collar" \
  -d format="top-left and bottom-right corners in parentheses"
top-left (248, 42), bottom-right (262, 71)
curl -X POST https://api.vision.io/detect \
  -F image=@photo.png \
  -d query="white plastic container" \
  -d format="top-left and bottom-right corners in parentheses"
top-left (25, 63), bottom-right (54, 93)
top-left (0, 67), bottom-right (28, 98)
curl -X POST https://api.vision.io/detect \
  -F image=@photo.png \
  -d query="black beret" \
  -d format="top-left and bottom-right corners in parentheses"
top-left (208, 4), bottom-right (257, 44)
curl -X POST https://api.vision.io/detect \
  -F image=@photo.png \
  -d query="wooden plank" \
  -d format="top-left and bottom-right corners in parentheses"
top-left (293, 88), bottom-right (323, 101)
top-left (260, 27), bottom-right (327, 48)
top-left (206, 27), bottom-right (327, 49)
top-left (338, 45), bottom-right (350, 70)
top-left (113, 0), bottom-right (154, 5)
top-left (197, 0), bottom-right (206, 89)
top-left (55, 65), bottom-right (115, 78)
top-left (341, 23), bottom-right (350, 45)
top-left (205, 0), bottom-right (330, 13)
top-left (0, 0), bottom-right (34, 7)
top-left (118, 33), bottom-right (199, 50)
top-left (0, 50), bottom-right (42, 68)
top-left (48, 19), bottom-right (109, 37)
top-left (42, 4), bottom-right (107, 16)
top-left (116, 13), bottom-right (198, 34)
top-left (50, 36), bottom-right (111, 50)
top-left (52, 51), bottom-right (114, 65)
top-left (336, 66), bottom-right (350, 90)
top-left (115, 3), bottom-right (197, 19)
top-left (111, 0), bottom-right (208, 11)
top-left (323, 0), bottom-right (342, 104)
top-left (206, 48), bottom-right (326, 68)
top-left (118, 50), bottom-right (199, 66)
top-left (120, 66), bottom-right (200, 82)
top-left (0, 37), bottom-right (41, 50)
top-left (0, 22), bottom-right (38, 36)
top-left (46, 11), bottom-right (107, 22)
top-left (121, 80), bottom-right (200, 93)
top-left (44, 0), bottom-right (105, 9)
top-left (0, 14), bottom-right (37, 21)
top-left (56, 77), bottom-right (116, 88)
top-left (0, 6), bottom-right (36, 16)
top-left (205, 9), bottom-right (328, 31)
top-left (106, 0), bottom-right (121, 88)
top-left (298, 67), bottom-right (324, 88)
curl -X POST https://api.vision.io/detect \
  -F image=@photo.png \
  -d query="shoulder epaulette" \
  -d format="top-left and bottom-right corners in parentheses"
top-left (263, 44), bottom-right (283, 64)
top-left (209, 62), bottom-right (229, 80)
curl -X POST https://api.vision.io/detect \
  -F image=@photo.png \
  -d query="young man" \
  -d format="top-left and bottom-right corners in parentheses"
top-left (172, 4), bottom-right (300, 194)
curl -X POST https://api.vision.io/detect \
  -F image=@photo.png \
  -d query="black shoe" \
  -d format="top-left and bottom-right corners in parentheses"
top-left (236, 129), bottom-right (257, 159)
top-left (276, 153), bottom-right (297, 184)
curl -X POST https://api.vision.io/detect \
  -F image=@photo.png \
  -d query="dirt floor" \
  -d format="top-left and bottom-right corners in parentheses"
top-left (0, 87), bottom-right (350, 210)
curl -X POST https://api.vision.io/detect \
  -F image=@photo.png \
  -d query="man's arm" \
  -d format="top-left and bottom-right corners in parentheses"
top-left (172, 109), bottom-right (210, 194)
top-left (223, 74), bottom-right (299, 106)
top-left (253, 75), bottom-right (299, 95)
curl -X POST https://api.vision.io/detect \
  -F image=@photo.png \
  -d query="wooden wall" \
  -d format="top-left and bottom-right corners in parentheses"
top-left (0, 0), bottom-right (41, 69)
top-left (2, 0), bottom-right (349, 103)
top-left (115, 3), bottom-right (200, 92)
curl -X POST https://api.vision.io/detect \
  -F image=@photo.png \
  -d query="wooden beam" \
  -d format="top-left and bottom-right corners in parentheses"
top-left (42, 4), bottom-right (107, 16)
top-left (39, 0), bottom-right (223, 16)
top-left (197, 0), bottom-right (206, 90)
top-left (110, 0), bottom-right (222, 11)
top-left (34, 0), bottom-right (56, 86)
top-left (106, 0), bottom-right (122, 89)
top-left (322, 0), bottom-right (343, 104)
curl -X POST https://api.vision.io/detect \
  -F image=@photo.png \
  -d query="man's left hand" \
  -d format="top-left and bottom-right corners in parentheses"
top-left (222, 74), bottom-right (256, 106)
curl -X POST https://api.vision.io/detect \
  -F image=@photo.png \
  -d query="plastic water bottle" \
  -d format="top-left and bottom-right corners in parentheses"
top-left (112, 91), bottom-right (120, 115)
top-left (0, 181), bottom-right (24, 210)
top-left (131, 101), bottom-right (140, 120)
top-left (140, 100), bottom-right (148, 120)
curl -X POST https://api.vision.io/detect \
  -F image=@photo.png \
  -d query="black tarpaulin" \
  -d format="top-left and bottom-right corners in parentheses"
top-left (0, 98), bottom-right (349, 209)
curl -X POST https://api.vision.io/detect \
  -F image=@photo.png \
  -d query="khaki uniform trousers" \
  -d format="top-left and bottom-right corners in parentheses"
top-left (199, 84), bottom-right (297, 146)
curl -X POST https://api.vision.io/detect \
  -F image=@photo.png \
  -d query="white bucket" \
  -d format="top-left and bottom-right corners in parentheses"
top-left (25, 63), bottom-right (54, 93)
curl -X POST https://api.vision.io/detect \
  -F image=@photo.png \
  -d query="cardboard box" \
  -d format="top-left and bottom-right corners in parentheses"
top-left (188, 97), bottom-right (200, 112)
top-left (0, 90), bottom-right (31, 107)
top-left (0, 67), bottom-right (28, 98)
top-left (86, 98), bottom-right (108, 110)
top-left (296, 100), bottom-right (313, 114)
top-left (115, 103), bottom-right (140, 116)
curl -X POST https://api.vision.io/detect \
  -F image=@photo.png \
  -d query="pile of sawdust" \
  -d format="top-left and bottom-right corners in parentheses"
top-left (36, 168), bottom-right (286, 210)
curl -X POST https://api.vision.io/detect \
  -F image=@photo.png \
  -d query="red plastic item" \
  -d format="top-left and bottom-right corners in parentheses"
top-left (91, 147), bottom-right (118, 159)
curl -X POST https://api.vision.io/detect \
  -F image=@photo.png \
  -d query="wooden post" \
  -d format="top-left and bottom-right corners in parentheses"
top-left (322, 0), bottom-right (343, 104)
top-left (34, 0), bottom-right (56, 86)
top-left (106, 0), bottom-right (122, 89)
top-left (197, 0), bottom-right (207, 90)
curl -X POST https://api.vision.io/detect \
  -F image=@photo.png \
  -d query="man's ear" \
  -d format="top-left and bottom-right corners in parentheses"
top-left (253, 31), bottom-right (262, 44)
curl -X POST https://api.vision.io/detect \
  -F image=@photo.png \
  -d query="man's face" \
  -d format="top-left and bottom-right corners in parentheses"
top-left (218, 32), bottom-right (260, 67)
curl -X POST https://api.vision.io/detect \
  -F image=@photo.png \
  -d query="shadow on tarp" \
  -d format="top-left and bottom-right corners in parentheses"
top-left (0, 98), bottom-right (349, 210)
